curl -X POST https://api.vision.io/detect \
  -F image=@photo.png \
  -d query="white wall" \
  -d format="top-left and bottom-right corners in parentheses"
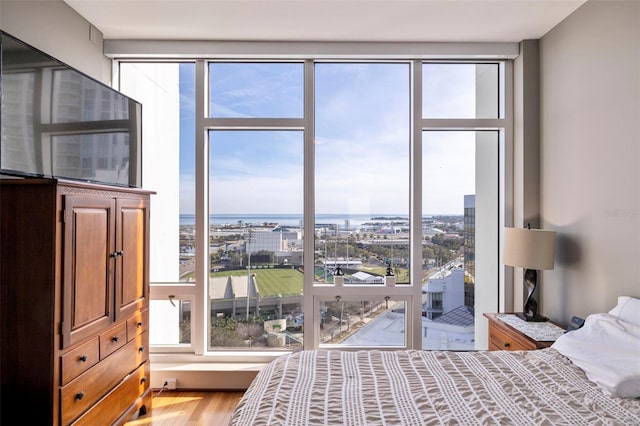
top-left (511, 40), bottom-right (541, 314)
top-left (119, 64), bottom-right (181, 281)
top-left (1, 0), bottom-right (111, 83)
top-left (539, 0), bottom-right (640, 322)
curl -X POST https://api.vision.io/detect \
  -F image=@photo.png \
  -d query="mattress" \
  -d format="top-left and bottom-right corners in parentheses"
top-left (229, 348), bottom-right (640, 425)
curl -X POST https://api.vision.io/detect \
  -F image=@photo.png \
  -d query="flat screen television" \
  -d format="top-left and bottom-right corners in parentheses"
top-left (0, 31), bottom-right (142, 188)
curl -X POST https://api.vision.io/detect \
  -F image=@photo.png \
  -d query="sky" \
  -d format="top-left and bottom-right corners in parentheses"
top-left (177, 62), bottom-right (495, 216)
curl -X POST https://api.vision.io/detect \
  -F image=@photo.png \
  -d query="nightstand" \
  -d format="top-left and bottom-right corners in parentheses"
top-left (483, 313), bottom-right (565, 351)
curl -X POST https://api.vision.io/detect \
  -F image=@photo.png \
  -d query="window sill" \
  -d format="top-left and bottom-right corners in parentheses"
top-left (149, 352), bottom-right (287, 390)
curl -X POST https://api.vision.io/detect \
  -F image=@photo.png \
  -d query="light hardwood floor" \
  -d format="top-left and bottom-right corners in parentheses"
top-left (125, 390), bottom-right (245, 426)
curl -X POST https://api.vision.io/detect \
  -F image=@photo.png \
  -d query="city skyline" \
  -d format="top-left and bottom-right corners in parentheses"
top-left (178, 211), bottom-right (470, 228)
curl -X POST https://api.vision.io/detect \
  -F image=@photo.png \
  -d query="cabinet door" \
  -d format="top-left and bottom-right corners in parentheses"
top-left (62, 195), bottom-right (116, 348)
top-left (115, 197), bottom-right (150, 321)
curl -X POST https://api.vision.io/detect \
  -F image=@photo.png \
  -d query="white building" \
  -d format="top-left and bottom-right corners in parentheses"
top-left (422, 267), bottom-right (465, 320)
top-left (337, 304), bottom-right (474, 350)
top-left (246, 227), bottom-right (303, 255)
top-left (247, 228), bottom-right (284, 254)
top-left (422, 305), bottom-right (475, 350)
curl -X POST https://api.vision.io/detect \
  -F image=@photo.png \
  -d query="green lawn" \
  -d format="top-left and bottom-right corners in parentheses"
top-left (211, 268), bottom-right (303, 297)
top-left (209, 265), bottom-right (410, 295)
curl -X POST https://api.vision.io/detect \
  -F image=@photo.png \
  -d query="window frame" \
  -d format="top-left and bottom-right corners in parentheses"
top-left (115, 51), bottom-right (513, 364)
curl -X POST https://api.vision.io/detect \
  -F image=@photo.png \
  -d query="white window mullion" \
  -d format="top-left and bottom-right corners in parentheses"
top-left (410, 60), bottom-right (423, 350)
top-left (195, 59), bottom-right (207, 356)
top-left (421, 118), bottom-right (506, 129)
top-left (205, 117), bottom-right (305, 129)
top-left (303, 60), bottom-right (316, 350)
top-left (500, 60), bottom-right (514, 314)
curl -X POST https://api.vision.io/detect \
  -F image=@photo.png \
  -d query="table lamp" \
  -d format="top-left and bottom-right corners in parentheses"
top-left (503, 225), bottom-right (556, 322)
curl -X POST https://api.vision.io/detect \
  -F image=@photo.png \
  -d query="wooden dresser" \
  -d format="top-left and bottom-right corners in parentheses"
top-left (0, 178), bottom-right (153, 425)
top-left (484, 312), bottom-right (564, 351)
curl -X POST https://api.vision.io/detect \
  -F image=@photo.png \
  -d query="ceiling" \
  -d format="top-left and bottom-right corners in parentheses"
top-left (63, 0), bottom-right (587, 43)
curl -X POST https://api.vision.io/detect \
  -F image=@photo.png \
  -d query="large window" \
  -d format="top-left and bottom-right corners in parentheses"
top-left (119, 58), bottom-right (508, 357)
top-left (421, 130), bottom-right (498, 349)
top-left (314, 63), bottom-right (410, 348)
top-left (208, 129), bottom-right (304, 350)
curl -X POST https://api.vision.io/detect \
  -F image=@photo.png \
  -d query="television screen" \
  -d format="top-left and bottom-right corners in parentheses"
top-left (0, 31), bottom-right (142, 187)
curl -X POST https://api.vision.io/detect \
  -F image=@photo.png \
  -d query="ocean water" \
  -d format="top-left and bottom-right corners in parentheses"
top-left (180, 214), bottom-right (409, 227)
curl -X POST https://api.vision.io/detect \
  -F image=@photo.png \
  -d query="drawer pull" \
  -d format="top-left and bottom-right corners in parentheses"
top-left (75, 391), bottom-right (85, 401)
top-left (112, 335), bottom-right (120, 343)
top-left (138, 346), bottom-right (145, 353)
top-left (137, 321), bottom-right (144, 328)
top-left (79, 355), bottom-right (87, 362)
top-left (141, 376), bottom-right (147, 384)
top-left (503, 342), bottom-right (510, 348)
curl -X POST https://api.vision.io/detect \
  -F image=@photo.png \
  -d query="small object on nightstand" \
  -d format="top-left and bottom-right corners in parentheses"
top-left (566, 316), bottom-right (585, 332)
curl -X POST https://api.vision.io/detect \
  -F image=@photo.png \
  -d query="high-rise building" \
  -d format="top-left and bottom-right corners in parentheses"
top-left (463, 194), bottom-right (475, 309)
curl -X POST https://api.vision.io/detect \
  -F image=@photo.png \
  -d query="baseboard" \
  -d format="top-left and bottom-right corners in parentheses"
top-left (150, 362), bottom-right (266, 390)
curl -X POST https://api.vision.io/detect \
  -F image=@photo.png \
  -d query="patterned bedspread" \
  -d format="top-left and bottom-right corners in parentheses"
top-left (229, 349), bottom-right (640, 425)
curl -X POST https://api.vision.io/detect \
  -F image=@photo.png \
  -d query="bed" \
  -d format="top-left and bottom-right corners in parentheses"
top-left (229, 297), bottom-right (640, 425)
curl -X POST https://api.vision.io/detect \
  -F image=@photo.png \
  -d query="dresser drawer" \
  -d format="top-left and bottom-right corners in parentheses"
top-left (61, 331), bottom-right (148, 425)
top-left (99, 321), bottom-right (127, 359)
top-left (488, 323), bottom-right (536, 351)
top-left (71, 361), bottom-right (151, 426)
top-left (61, 337), bottom-right (100, 386)
top-left (127, 309), bottom-right (148, 341)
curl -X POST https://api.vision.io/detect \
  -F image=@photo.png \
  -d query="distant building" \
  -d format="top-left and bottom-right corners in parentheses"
top-left (246, 228), bottom-right (284, 254)
top-left (339, 309), bottom-right (405, 346)
top-left (322, 259), bottom-right (363, 269)
top-left (422, 267), bottom-right (465, 320)
top-left (337, 304), bottom-right (474, 350)
top-left (209, 274), bottom-right (259, 318)
top-left (350, 271), bottom-right (383, 284)
top-left (423, 305), bottom-right (475, 350)
top-left (463, 194), bottom-right (475, 308)
top-left (419, 265), bottom-right (474, 349)
top-left (245, 227), bottom-right (304, 265)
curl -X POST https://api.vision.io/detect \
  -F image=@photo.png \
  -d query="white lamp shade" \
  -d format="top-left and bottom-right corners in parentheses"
top-left (503, 227), bottom-right (556, 270)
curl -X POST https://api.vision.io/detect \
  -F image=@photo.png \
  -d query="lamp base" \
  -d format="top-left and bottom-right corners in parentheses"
top-left (515, 312), bottom-right (548, 322)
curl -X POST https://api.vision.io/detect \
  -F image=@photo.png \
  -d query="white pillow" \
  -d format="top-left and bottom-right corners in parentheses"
top-left (552, 312), bottom-right (640, 398)
top-left (615, 375), bottom-right (640, 399)
top-left (608, 296), bottom-right (640, 327)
